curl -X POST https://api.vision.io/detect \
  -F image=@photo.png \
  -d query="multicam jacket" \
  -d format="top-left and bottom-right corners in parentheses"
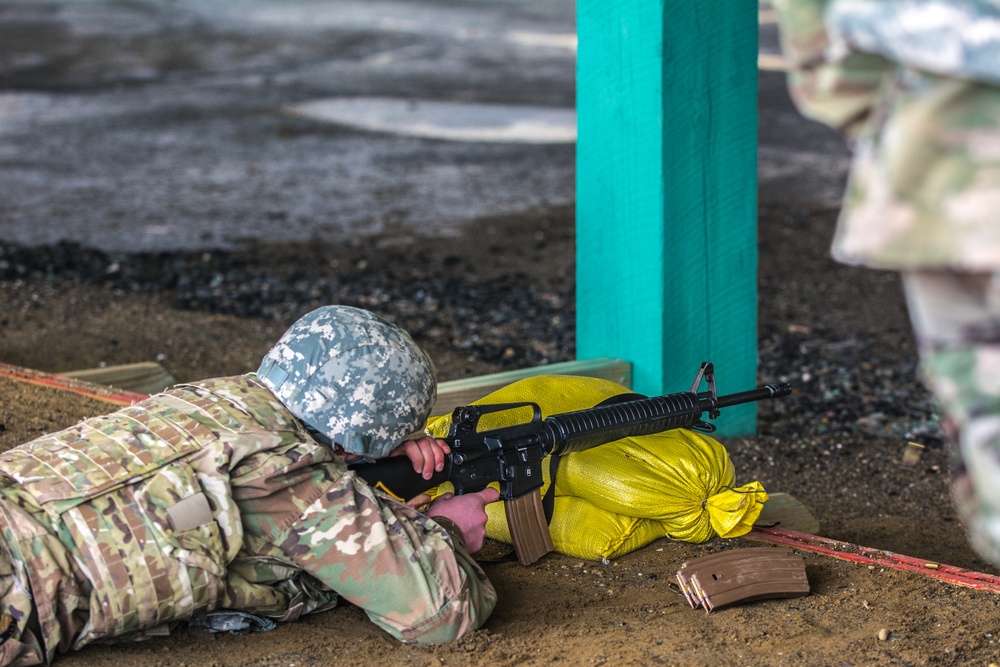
top-left (775, 0), bottom-right (1000, 270)
top-left (0, 375), bottom-right (496, 666)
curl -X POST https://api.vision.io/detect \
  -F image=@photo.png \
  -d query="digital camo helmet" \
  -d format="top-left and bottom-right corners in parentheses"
top-left (257, 306), bottom-right (437, 459)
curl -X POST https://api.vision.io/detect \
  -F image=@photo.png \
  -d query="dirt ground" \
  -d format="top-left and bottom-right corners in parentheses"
top-left (2, 204), bottom-right (1000, 667)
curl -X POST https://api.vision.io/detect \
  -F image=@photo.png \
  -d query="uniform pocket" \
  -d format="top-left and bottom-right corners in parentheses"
top-left (60, 459), bottom-right (229, 644)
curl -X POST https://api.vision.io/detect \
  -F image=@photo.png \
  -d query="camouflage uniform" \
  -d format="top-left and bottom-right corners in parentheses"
top-left (0, 306), bottom-right (495, 666)
top-left (775, 0), bottom-right (1000, 565)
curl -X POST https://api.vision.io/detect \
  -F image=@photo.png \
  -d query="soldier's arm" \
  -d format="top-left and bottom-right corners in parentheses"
top-left (278, 472), bottom-right (497, 645)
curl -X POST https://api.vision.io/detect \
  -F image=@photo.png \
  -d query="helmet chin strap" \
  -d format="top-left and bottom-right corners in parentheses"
top-left (303, 424), bottom-right (335, 447)
top-left (303, 425), bottom-right (369, 462)
top-left (336, 448), bottom-right (364, 462)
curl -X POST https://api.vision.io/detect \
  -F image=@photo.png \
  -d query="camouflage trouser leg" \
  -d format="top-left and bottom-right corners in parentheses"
top-left (903, 270), bottom-right (1000, 567)
top-left (0, 532), bottom-right (42, 666)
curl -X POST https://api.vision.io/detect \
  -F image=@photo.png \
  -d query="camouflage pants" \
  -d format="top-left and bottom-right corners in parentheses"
top-left (903, 269), bottom-right (1000, 567)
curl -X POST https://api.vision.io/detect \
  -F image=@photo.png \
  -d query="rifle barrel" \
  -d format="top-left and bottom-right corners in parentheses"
top-left (705, 382), bottom-right (793, 411)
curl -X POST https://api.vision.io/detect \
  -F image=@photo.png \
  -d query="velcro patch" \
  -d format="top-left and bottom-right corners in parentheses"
top-left (167, 492), bottom-right (214, 532)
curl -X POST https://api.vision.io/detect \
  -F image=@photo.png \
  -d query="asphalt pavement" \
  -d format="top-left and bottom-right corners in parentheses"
top-left (0, 0), bottom-right (848, 253)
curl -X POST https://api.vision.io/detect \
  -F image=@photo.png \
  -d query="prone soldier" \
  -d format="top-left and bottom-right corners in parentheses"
top-left (0, 305), bottom-right (498, 665)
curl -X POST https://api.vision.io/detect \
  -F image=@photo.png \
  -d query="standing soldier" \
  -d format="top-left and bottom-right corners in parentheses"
top-left (0, 305), bottom-right (498, 665)
top-left (774, 0), bottom-right (1000, 566)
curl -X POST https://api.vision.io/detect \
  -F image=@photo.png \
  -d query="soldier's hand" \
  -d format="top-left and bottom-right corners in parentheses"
top-left (389, 435), bottom-right (451, 480)
top-left (426, 487), bottom-right (500, 554)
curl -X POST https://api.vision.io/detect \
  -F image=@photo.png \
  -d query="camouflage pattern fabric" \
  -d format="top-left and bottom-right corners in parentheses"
top-left (903, 270), bottom-right (1000, 566)
top-left (826, 0), bottom-right (1000, 85)
top-left (0, 537), bottom-right (39, 667)
top-left (774, 0), bottom-right (1000, 270)
top-left (0, 375), bottom-right (495, 666)
top-left (774, 0), bottom-right (890, 138)
top-left (257, 306), bottom-right (437, 460)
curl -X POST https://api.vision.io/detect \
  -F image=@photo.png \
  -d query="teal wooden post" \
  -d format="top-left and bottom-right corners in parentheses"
top-left (576, 2), bottom-right (759, 435)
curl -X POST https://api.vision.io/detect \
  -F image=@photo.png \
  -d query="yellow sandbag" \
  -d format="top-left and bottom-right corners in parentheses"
top-left (554, 429), bottom-right (767, 542)
top-left (427, 374), bottom-right (767, 561)
top-left (485, 494), bottom-right (669, 561)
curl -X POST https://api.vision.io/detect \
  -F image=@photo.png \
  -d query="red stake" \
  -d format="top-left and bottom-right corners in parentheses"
top-left (749, 525), bottom-right (1000, 593)
top-left (0, 362), bottom-right (148, 406)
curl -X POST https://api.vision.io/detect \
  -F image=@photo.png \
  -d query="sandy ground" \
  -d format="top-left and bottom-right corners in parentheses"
top-left (2, 3), bottom-right (999, 664)
top-left (3, 205), bottom-right (1000, 667)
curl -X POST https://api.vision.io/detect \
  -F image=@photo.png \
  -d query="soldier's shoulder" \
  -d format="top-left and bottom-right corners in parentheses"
top-left (828, 0), bottom-right (1000, 84)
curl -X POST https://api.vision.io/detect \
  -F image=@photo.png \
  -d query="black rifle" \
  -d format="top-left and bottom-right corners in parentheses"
top-left (351, 362), bottom-right (791, 564)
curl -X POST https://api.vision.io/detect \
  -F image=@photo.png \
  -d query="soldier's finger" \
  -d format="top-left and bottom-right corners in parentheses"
top-left (413, 437), bottom-right (440, 478)
top-left (429, 438), bottom-right (448, 472)
top-left (407, 493), bottom-right (432, 508)
top-left (476, 487), bottom-right (501, 504)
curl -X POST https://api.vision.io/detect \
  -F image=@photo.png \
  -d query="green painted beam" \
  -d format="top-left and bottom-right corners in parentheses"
top-left (576, 1), bottom-right (759, 435)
